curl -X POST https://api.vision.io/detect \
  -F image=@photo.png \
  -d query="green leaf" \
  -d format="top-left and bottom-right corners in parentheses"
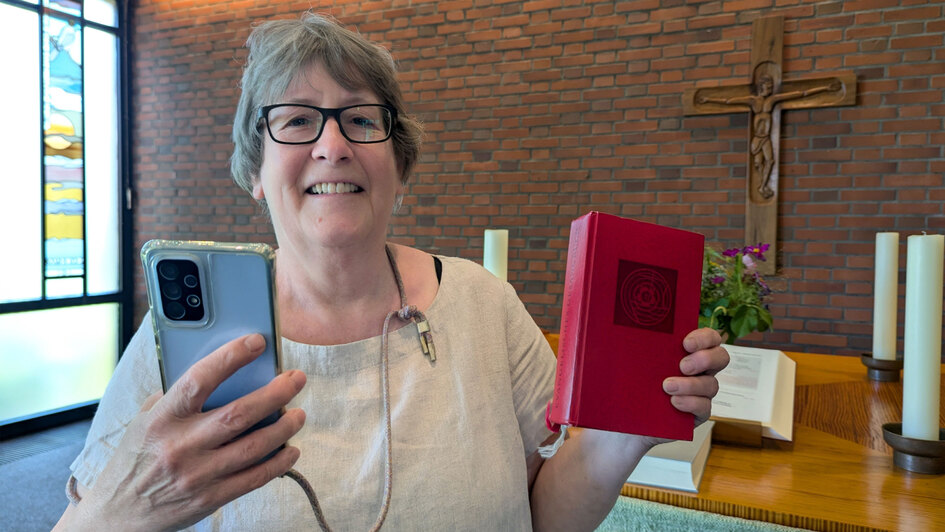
top-left (757, 308), bottom-right (773, 331)
top-left (747, 308), bottom-right (759, 331)
top-left (731, 306), bottom-right (753, 339)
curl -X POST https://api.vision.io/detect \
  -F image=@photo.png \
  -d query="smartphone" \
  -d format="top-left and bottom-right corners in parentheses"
top-left (141, 240), bottom-right (283, 431)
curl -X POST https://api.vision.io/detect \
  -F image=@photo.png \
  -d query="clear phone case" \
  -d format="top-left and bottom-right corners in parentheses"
top-left (140, 240), bottom-right (282, 419)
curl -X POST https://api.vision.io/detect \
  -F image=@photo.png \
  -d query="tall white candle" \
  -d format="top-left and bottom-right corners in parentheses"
top-left (902, 234), bottom-right (944, 441)
top-left (483, 229), bottom-right (509, 281)
top-left (872, 232), bottom-right (899, 360)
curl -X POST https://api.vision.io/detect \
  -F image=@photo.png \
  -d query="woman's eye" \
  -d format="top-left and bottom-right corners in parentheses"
top-left (286, 116), bottom-right (311, 128)
top-left (350, 116), bottom-right (378, 129)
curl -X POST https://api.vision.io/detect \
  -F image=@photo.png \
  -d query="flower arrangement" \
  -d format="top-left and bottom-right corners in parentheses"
top-left (700, 243), bottom-right (773, 344)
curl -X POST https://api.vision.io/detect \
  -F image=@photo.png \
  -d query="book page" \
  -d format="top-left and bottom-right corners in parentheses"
top-left (711, 347), bottom-right (774, 423)
top-left (767, 352), bottom-right (796, 440)
top-left (710, 345), bottom-right (796, 441)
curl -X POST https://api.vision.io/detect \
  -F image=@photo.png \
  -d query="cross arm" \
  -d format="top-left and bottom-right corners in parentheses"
top-left (682, 85), bottom-right (754, 115)
top-left (776, 71), bottom-right (857, 110)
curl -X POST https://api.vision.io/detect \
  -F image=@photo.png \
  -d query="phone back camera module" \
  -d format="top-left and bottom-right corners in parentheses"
top-left (157, 259), bottom-right (204, 321)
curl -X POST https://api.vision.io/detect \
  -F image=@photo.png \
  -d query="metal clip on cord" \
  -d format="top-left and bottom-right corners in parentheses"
top-left (400, 305), bottom-right (436, 363)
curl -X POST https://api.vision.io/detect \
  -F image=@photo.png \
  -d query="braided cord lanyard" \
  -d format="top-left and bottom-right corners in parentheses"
top-left (285, 244), bottom-right (435, 532)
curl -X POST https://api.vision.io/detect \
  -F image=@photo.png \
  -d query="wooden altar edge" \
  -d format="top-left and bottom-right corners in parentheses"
top-left (619, 484), bottom-right (888, 532)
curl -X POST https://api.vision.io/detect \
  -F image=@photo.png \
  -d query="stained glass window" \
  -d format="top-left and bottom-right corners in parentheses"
top-left (0, 0), bottom-right (126, 428)
top-left (47, 0), bottom-right (80, 16)
top-left (44, 15), bottom-right (85, 290)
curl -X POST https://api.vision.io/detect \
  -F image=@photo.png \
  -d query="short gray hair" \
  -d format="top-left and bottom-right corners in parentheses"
top-left (231, 12), bottom-right (423, 195)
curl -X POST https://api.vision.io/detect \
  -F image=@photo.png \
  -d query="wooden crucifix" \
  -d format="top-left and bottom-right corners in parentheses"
top-left (683, 15), bottom-right (856, 275)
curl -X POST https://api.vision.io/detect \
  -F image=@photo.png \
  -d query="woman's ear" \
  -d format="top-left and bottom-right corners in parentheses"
top-left (252, 179), bottom-right (265, 200)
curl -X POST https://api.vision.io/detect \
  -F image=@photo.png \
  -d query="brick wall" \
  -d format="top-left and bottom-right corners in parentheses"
top-left (132, 0), bottom-right (945, 357)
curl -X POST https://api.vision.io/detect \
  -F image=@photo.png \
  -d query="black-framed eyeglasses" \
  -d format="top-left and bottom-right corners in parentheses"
top-left (258, 103), bottom-right (398, 145)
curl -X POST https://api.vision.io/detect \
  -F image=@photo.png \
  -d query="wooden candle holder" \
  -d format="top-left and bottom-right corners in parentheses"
top-left (860, 353), bottom-right (903, 382)
top-left (882, 423), bottom-right (945, 474)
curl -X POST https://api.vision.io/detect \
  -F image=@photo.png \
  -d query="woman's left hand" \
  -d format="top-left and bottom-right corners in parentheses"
top-left (662, 328), bottom-right (728, 425)
top-left (529, 327), bottom-right (729, 531)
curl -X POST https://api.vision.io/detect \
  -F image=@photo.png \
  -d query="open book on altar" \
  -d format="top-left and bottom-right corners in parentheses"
top-left (710, 345), bottom-right (796, 443)
top-left (627, 420), bottom-right (715, 493)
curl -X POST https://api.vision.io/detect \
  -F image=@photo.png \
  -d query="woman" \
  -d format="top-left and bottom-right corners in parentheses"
top-left (56, 13), bottom-right (727, 531)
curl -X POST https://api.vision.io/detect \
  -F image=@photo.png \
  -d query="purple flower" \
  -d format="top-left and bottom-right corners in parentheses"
top-left (711, 275), bottom-right (725, 284)
top-left (755, 275), bottom-right (772, 296)
top-left (722, 248), bottom-right (740, 257)
top-left (743, 243), bottom-right (770, 261)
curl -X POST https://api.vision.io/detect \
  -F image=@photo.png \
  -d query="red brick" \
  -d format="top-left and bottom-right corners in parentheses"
top-left (127, 0), bottom-right (945, 355)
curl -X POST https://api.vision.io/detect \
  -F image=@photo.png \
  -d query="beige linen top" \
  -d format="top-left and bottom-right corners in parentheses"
top-left (71, 255), bottom-right (557, 531)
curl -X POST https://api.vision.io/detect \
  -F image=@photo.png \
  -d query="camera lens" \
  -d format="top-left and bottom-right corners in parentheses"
top-left (183, 274), bottom-right (198, 288)
top-left (165, 301), bottom-right (186, 320)
top-left (162, 283), bottom-right (182, 300)
top-left (186, 294), bottom-right (201, 308)
top-left (158, 261), bottom-right (180, 280)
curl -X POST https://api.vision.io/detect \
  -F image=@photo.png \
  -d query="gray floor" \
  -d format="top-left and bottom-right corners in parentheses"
top-left (0, 419), bottom-right (803, 532)
top-left (0, 419), bottom-right (91, 532)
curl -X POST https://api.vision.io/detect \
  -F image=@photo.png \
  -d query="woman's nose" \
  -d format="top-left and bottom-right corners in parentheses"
top-left (311, 117), bottom-right (353, 163)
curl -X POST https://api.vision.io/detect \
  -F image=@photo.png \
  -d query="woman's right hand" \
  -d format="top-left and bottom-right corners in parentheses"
top-left (55, 333), bottom-right (307, 532)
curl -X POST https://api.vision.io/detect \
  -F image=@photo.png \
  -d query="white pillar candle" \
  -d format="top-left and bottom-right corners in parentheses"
top-left (902, 234), bottom-right (944, 441)
top-left (872, 232), bottom-right (899, 360)
top-left (483, 229), bottom-right (509, 281)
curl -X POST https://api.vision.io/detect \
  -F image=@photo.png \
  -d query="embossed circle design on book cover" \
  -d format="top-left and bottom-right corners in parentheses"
top-left (613, 259), bottom-right (677, 334)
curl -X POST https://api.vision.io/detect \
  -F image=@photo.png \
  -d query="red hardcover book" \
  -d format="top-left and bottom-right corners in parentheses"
top-left (548, 212), bottom-right (705, 441)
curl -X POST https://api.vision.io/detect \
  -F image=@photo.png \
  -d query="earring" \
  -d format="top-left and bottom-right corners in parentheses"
top-left (393, 193), bottom-right (404, 214)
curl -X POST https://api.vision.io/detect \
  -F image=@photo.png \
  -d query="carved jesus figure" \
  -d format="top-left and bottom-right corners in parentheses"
top-left (698, 75), bottom-right (842, 199)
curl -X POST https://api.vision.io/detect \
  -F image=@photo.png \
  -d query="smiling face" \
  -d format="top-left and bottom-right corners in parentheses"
top-left (252, 61), bottom-right (403, 254)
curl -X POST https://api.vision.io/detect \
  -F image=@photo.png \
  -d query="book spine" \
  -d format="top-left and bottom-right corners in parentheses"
top-left (550, 213), bottom-right (594, 425)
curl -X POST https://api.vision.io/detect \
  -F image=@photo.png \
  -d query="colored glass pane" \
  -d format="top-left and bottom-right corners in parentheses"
top-left (85, 27), bottom-right (120, 295)
top-left (43, 15), bottom-right (85, 284)
top-left (45, 0), bottom-right (80, 17)
top-left (0, 4), bottom-right (42, 304)
top-left (0, 303), bottom-right (118, 423)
